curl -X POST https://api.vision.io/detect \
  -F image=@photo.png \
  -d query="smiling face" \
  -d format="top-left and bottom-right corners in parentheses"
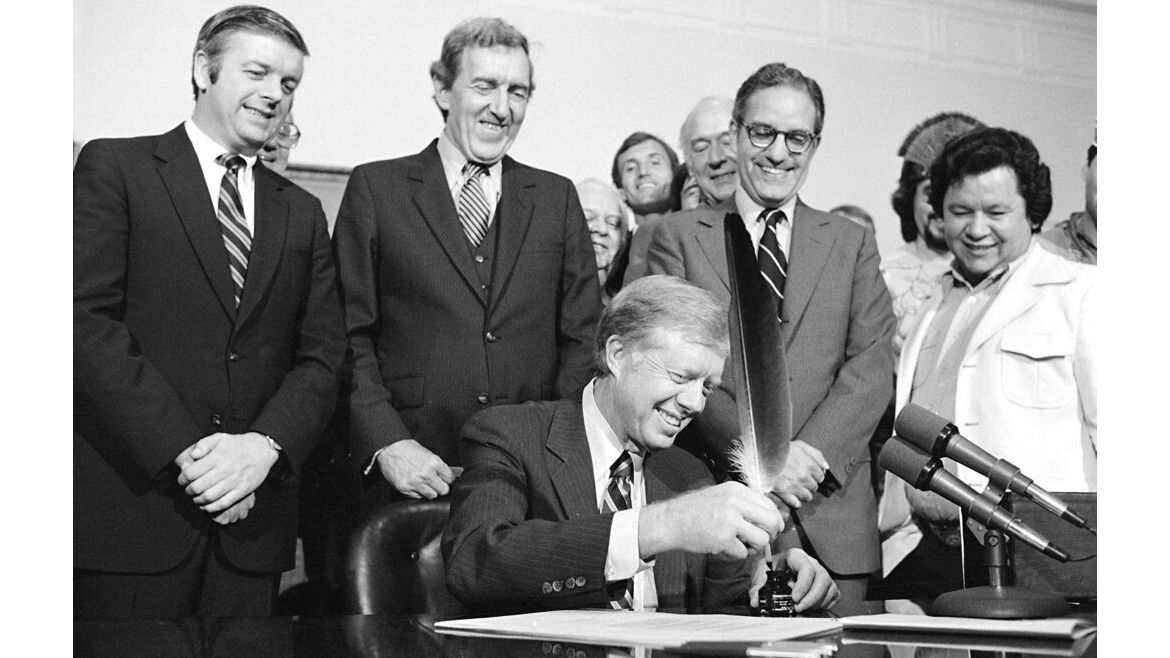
top-left (578, 182), bottom-right (627, 273)
top-left (943, 166), bottom-right (1033, 285)
top-left (192, 31), bottom-right (303, 156)
top-left (617, 139), bottom-right (675, 212)
top-left (682, 102), bottom-right (738, 203)
top-left (605, 329), bottom-right (724, 453)
top-left (735, 85), bottom-right (819, 209)
top-left (434, 45), bottom-right (531, 165)
top-left (914, 179), bottom-right (949, 252)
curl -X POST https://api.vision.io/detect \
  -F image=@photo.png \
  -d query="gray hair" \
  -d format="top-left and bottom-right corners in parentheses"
top-left (595, 275), bottom-right (729, 374)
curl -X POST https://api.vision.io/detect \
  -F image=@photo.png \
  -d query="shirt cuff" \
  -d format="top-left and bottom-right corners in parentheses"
top-left (364, 446), bottom-right (386, 476)
top-left (604, 508), bottom-right (654, 581)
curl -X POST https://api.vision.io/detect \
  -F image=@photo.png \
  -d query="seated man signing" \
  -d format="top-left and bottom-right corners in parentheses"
top-left (443, 275), bottom-right (838, 613)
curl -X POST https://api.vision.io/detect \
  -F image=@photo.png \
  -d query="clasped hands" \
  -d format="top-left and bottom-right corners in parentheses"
top-left (174, 431), bottom-right (279, 525)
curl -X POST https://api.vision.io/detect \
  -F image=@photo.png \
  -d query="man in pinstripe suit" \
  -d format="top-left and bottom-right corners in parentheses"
top-left (442, 276), bottom-right (838, 612)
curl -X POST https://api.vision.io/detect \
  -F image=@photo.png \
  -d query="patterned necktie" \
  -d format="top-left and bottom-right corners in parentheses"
top-left (214, 154), bottom-right (252, 308)
top-left (757, 208), bottom-right (788, 320)
top-left (458, 162), bottom-right (491, 247)
top-left (601, 451), bottom-right (635, 610)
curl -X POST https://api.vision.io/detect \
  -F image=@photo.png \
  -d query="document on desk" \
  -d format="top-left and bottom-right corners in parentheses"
top-left (434, 610), bottom-right (841, 648)
top-left (840, 613), bottom-right (1096, 639)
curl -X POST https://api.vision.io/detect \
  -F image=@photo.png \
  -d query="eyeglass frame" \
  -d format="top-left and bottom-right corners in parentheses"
top-left (272, 122), bottom-right (301, 149)
top-left (733, 119), bottom-right (819, 154)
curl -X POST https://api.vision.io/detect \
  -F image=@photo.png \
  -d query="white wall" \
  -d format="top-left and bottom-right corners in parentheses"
top-left (74, 0), bottom-right (1095, 256)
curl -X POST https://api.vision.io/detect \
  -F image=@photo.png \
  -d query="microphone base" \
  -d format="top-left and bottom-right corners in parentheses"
top-left (930, 585), bottom-right (1071, 619)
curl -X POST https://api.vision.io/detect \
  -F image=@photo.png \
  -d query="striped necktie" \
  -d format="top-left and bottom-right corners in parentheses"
top-left (458, 162), bottom-right (491, 247)
top-left (757, 208), bottom-right (788, 320)
top-left (214, 154), bottom-right (251, 308)
top-left (601, 451), bottom-right (635, 610)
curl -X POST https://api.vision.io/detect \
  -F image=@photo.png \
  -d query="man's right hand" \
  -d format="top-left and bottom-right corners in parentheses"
top-left (376, 439), bottom-right (457, 499)
top-left (771, 440), bottom-right (829, 509)
top-left (639, 481), bottom-right (783, 560)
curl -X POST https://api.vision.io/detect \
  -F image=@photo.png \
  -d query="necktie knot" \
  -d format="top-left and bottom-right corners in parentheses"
top-left (760, 208), bottom-right (786, 228)
top-left (216, 153), bottom-right (245, 174)
top-left (463, 161), bottom-right (489, 179)
top-left (609, 451), bottom-right (633, 480)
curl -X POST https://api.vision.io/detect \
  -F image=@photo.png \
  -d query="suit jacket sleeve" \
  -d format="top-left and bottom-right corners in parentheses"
top-left (73, 139), bottom-right (205, 483)
top-left (795, 225), bottom-right (895, 476)
top-left (247, 186), bottom-right (346, 474)
top-left (554, 183), bottom-right (602, 400)
top-left (442, 408), bottom-right (613, 609)
top-left (332, 166), bottom-right (415, 464)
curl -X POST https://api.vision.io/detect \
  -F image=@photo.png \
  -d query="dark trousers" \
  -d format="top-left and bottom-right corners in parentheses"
top-left (75, 532), bottom-right (278, 620)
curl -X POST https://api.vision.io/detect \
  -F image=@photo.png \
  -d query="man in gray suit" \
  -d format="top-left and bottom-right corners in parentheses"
top-left (643, 63), bottom-right (895, 612)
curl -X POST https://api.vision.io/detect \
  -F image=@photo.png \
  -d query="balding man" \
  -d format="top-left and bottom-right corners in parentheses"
top-left (576, 178), bottom-right (629, 302)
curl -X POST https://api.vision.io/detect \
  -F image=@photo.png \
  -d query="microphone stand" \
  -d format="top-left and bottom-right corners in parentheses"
top-left (930, 463), bottom-right (1071, 619)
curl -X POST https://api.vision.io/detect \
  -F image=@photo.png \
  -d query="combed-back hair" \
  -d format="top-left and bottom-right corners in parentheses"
top-left (732, 63), bottom-right (825, 136)
top-left (429, 17), bottom-right (532, 120)
top-left (594, 275), bottom-right (728, 375)
top-left (191, 5), bottom-right (308, 100)
top-left (929, 127), bottom-right (1053, 233)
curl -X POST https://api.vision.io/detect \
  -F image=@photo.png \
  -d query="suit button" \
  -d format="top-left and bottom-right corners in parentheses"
top-left (541, 582), bottom-right (552, 594)
top-left (551, 580), bottom-right (563, 592)
top-left (485, 331), bottom-right (498, 342)
top-left (477, 393), bottom-right (489, 405)
top-left (228, 351), bottom-right (240, 362)
top-left (574, 576), bottom-right (586, 587)
top-left (475, 254), bottom-right (485, 263)
top-left (210, 414), bottom-right (222, 427)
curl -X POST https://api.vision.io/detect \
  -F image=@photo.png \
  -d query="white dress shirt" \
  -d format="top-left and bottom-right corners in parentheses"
top-left (582, 380), bottom-right (658, 611)
top-left (437, 130), bottom-right (503, 225)
top-left (184, 119), bottom-right (258, 234)
top-left (733, 186), bottom-right (797, 258)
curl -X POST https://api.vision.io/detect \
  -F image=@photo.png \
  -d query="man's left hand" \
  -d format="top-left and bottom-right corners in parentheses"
top-left (782, 548), bottom-right (840, 612)
top-left (176, 432), bottom-right (279, 512)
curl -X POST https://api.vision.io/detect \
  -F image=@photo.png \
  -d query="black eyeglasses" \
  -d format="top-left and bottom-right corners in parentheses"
top-left (736, 120), bottom-right (818, 154)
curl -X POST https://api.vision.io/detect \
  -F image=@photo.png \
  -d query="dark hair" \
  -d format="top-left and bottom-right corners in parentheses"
top-left (891, 160), bottom-right (928, 242)
top-left (610, 132), bottom-right (680, 190)
top-left (429, 17), bottom-right (532, 119)
top-left (929, 127), bottom-right (1052, 233)
top-left (595, 275), bottom-right (728, 375)
top-left (732, 63), bottom-right (825, 136)
top-left (668, 162), bottom-right (691, 212)
top-left (1087, 143), bottom-right (1097, 165)
top-left (191, 5), bottom-right (308, 100)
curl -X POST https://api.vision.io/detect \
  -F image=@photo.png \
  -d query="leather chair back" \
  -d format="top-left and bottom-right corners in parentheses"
top-left (344, 498), bottom-right (464, 615)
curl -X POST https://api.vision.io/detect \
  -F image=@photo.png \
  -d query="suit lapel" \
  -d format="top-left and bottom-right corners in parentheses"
top-left (545, 403), bottom-right (601, 520)
top-left (695, 201), bottom-right (734, 293)
top-left (782, 200), bottom-right (833, 342)
top-left (236, 164), bottom-right (289, 326)
top-left (154, 125), bottom-right (236, 320)
top-left (487, 157), bottom-right (535, 308)
top-left (409, 142), bottom-right (487, 306)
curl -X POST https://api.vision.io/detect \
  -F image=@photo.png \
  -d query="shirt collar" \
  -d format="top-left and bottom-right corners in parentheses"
top-left (582, 378), bottom-right (642, 483)
top-left (184, 119), bottom-right (258, 179)
top-left (734, 186), bottom-right (798, 225)
top-left (437, 130), bottom-right (503, 186)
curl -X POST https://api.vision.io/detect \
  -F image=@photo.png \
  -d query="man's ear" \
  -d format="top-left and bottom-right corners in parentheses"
top-left (431, 77), bottom-right (451, 114)
top-left (604, 335), bottom-right (627, 378)
top-left (192, 50), bottom-right (212, 94)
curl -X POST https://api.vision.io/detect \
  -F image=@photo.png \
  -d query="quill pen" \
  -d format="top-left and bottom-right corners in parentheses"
top-left (723, 212), bottom-right (793, 496)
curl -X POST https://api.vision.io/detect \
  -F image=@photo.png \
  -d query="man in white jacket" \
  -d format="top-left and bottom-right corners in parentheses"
top-left (877, 127), bottom-right (1097, 608)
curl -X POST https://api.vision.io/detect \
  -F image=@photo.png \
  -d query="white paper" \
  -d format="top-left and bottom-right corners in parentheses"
top-left (434, 610), bottom-right (842, 648)
top-left (840, 613), bottom-right (1096, 639)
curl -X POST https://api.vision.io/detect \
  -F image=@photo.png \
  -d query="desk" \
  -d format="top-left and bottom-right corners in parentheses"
top-left (75, 612), bottom-right (1096, 657)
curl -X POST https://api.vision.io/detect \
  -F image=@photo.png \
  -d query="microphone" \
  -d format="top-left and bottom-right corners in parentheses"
top-left (879, 437), bottom-right (1069, 562)
top-left (894, 404), bottom-right (1091, 530)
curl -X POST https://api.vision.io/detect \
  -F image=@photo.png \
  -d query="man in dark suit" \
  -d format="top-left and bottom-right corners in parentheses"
top-left (443, 275), bottom-right (838, 612)
top-left (73, 6), bottom-right (344, 619)
top-left (333, 18), bottom-right (600, 508)
top-left (644, 63), bottom-right (895, 613)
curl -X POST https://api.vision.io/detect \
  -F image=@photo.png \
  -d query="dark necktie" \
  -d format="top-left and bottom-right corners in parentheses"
top-left (601, 451), bottom-right (634, 610)
top-left (458, 162), bottom-right (490, 247)
top-left (757, 208), bottom-right (788, 320)
top-left (214, 154), bottom-right (252, 308)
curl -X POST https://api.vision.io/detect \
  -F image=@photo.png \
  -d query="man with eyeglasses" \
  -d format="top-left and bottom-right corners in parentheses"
top-left (643, 62), bottom-right (895, 614)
